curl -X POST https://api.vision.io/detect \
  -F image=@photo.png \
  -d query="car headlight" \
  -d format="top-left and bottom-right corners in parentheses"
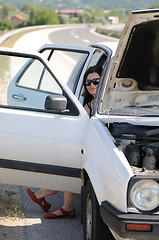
top-left (130, 180), bottom-right (159, 211)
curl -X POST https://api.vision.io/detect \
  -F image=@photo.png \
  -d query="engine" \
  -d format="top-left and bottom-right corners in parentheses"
top-left (109, 122), bottom-right (159, 170)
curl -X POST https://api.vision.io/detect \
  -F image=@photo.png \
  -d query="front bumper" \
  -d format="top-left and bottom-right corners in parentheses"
top-left (100, 201), bottom-right (159, 239)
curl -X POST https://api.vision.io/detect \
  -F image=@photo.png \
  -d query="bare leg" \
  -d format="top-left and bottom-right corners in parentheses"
top-left (63, 192), bottom-right (75, 211)
top-left (35, 189), bottom-right (58, 199)
top-left (52, 192), bottom-right (75, 216)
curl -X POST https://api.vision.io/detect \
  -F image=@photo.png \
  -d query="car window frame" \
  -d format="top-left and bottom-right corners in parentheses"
top-left (0, 47), bottom-right (81, 116)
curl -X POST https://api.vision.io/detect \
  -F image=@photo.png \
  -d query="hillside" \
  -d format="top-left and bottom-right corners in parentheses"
top-left (0, 0), bottom-right (157, 10)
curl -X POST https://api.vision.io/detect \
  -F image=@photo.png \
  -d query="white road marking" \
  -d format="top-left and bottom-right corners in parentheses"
top-left (83, 39), bottom-right (90, 43)
top-left (0, 217), bottom-right (42, 226)
top-left (71, 30), bottom-right (79, 39)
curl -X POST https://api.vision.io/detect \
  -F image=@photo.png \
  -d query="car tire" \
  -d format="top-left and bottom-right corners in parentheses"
top-left (83, 180), bottom-right (115, 240)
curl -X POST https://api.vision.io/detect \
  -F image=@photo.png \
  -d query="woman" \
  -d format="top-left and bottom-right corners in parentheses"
top-left (83, 65), bottom-right (102, 116)
top-left (26, 65), bottom-right (102, 219)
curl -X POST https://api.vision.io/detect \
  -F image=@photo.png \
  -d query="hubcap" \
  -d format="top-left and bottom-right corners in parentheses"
top-left (86, 194), bottom-right (92, 240)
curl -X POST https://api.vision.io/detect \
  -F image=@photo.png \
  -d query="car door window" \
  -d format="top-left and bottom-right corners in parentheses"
top-left (14, 48), bottom-right (90, 96)
top-left (1, 52), bottom-right (79, 115)
top-left (42, 49), bottom-right (78, 84)
top-left (17, 58), bottom-right (62, 94)
top-left (39, 48), bottom-right (89, 93)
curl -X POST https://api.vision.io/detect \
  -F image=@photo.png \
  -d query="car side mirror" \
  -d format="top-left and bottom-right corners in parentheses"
top-left (45, 95), bottom-right (67, 112)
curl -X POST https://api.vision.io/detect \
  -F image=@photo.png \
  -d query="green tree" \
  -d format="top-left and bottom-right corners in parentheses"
top-left (20, 3), bottom-right (32, 14)
top-left (58, 14), bottom-right (67, 24)
top-left (0, 3), bottom-right (12, 19)
top-left (33, 8), bottom-right (59, 25)
top-left (106, 8), bottom-right (123, 18)
top-left (94, 8), bottom-right (105, 17)
top-left (27, 4), bottom-right (39, 26)
top-left (82, 8), bottom-right (97, 23)
top-left (0, 19), bottom-right (14, 30)
top-left (94, 8), bottom-right (107, 24)
top-left (81, 7), bottom-right (106, 24)
top-left (105, 8), bottom-right (131, 23)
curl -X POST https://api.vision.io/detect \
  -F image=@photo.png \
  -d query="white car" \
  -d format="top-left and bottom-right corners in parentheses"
top-left (1, 9), bottom-right (159, 240)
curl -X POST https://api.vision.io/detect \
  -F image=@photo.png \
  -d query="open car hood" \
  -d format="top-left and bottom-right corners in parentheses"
top-left (99, 9), bottom-right (159, 116)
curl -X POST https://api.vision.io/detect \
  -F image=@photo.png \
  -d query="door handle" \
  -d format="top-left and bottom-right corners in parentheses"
top-left (12, 94), bottom-right (26, 100)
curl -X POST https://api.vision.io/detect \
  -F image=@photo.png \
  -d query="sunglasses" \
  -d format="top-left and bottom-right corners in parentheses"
top-left (85, 78), bottom-right (100, 86)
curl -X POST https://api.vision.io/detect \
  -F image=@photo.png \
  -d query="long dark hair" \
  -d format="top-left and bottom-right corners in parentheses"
top-left (82, 65), bottom-right (103, 106)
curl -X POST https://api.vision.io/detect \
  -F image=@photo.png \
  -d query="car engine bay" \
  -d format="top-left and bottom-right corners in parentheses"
top-left (109, 122), bottom-right (159, 174)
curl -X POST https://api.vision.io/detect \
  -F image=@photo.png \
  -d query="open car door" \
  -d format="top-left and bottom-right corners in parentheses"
top-left (0, 47), bottom-right (89, 193)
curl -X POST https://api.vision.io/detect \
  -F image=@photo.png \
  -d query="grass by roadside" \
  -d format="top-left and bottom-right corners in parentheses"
top-left (0, 187), bottom-right (24, 218)
top-left (96, 27), bottom-right (121, 39)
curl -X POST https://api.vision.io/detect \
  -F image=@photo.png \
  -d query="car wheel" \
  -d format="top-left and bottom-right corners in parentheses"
top-left (83, 180), bottom-right (115, 240)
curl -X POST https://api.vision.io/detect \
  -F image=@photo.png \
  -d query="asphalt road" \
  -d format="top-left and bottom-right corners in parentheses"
top-left (13, 25), bottom-right (119, 51)
top-left (0, 184), bottom-right (82, 240)
top-left (0, 25), bottom-right (119, 240)
top-left (48, 25), bottom-right (119, 46)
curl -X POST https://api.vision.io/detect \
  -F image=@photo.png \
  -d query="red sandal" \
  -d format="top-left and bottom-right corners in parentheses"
top-left (43, 207), bottom-right (75, 219)
top-left (26, 188), bottom-right (51, 212)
